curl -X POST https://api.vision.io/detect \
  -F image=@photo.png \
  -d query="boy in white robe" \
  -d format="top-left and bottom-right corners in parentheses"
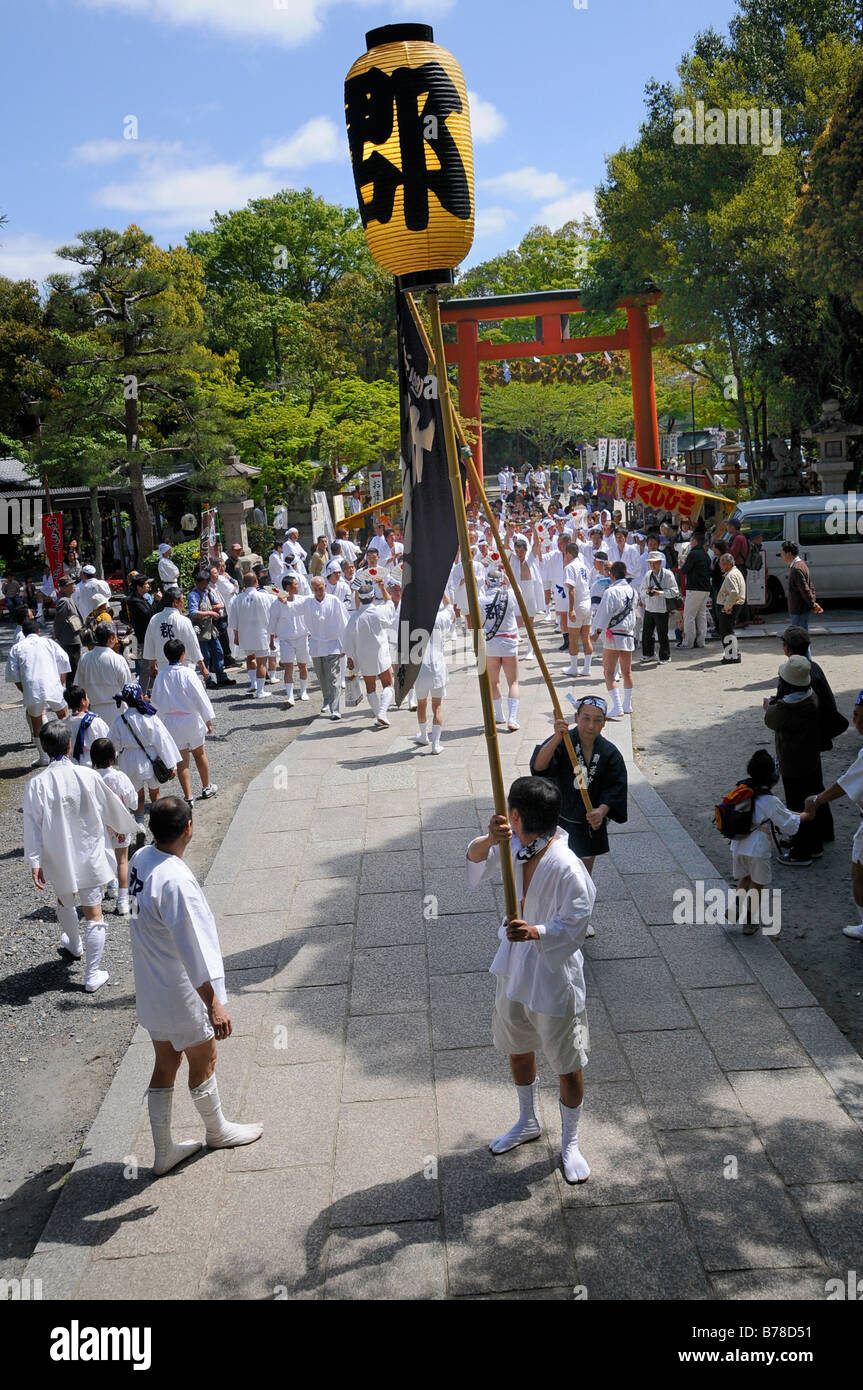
top-left (107, 682), bottom-right (182, 820)
top-left (268, 574), bottom-right (310, 707)
top-left (129, 797), bottom-right (263, 1175)
top-left (414, 595), bottom-right (453, 754)
top-left (65, 684), bottom-right (111, 766)
top-left (466, 776), bottom-right (595, 1184)
top-left (344, 577), bottom-right (396, 727)
top-left (230, 573), bottom-right (276, 698)
top-left (7, 620), bottom-right (70, 763)
top-left (23, 720), bottom-right (137, 989)
top-left (151, 639), bottom-right (218, 804)
top-left (90, 736), bottom-right (138, 915)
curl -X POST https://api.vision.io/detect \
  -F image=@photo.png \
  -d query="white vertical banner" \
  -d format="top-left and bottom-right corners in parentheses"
top-left (608, 439), bottom-right (619, 469)
top-left (597, 438), bottom-right (608, 468)
top-left (311, 491), bottom-right (335, 545)
top-left (369, 470), bottom-right (384, 506)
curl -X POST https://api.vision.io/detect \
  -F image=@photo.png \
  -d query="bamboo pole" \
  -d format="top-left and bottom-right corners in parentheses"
top-left (405, 294), bottom-right (594, 818)
top-left (425, 289), bottom-right (518, 920)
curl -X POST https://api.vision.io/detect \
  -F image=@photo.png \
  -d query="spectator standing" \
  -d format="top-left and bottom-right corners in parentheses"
top-left (781, 541), bottom-right (822, 631)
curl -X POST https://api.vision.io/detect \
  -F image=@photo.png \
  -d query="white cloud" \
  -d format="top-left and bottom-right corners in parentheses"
top-left (475, 206), bottom-right (515, 238)
top-left (71, 137), bottom-right (184, 165)
top-left (78, 0), bottom-right (455, 47)
top-left (94, 161), bottom-right (281, 228)
top-left (262, 117), bottom-right (343, 170)
top-left (467, 92), bottom-right (506, 144)
top-left (538, 190), bottom-right (596, 227)
top-left (0, 232), bottom-right (69, 284)
top-left (481, 167), bottom-right (568, 201)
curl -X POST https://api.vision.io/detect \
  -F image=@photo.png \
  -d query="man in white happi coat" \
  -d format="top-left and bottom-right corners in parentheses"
top-left (283, 528), bottom-right (307, 571)
top-left (466, 776), bottom-right (595, 1185)
top-left (268, 573), bottom-right (310, 707)
top-left (563, 542), bottom-right (594, 678)
top-left (544, 534), bottom-right (573, 652)
top-left (143, 588), bottom-right (207, 682)
top-left (229, 572), bottom-right (276, 698)
top-left (413, 594), bottom-right (454, 754)
top-left (23, 719), bottom-right (137, 991)
top-left (76, 623), bottom-right (131, 726)
top-left (345, 576), bottom-right (397, 727)
top-left (298, 575), bottom-right (348, 720)
top-left (129, 796), bottom-right (262, 1175)
top-left (6, 620), bottom-right (70, 761)
top-left (268, 541), bottom-right (287, 590)
top-left (325, 559), bottom-right (353, 692)
top-left (151, 639), bottom-right (218, 804)
top-left (74, 565), bottom-right (112, 623)
top-left (157, 542), bottom-right (180, 587)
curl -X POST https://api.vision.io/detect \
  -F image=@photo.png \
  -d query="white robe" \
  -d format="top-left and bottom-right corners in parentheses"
top-left (6, 633), bottom-right (70, 709)
top-left (508, 552), bottom-right (545, 618)
top-left (345, 600), bottom-right (395, 677)
top-left (151, 664), bottom-right (214, 751)
top-left (157, 556), bottom-right (180, 586)
top-left (142, 608), bottom-right (203, 666)
top-left (268, 550), bottom-right (286, 588)
top-left (75, 646), bottom-right (132, 725)
top-left (66, 711), bottom-right (111, 765)
top-left (107, 707), bottom-right (182, 789)
top-left (23, 758), bottom-right (138, 896)
top-left (466, 830), bottom-right (595, 1015)
top-left (297, 593), bottom-right (348, 658)
top-left (97, 765), bottom-right (139, 849)
top-left (415, 605), bottom-right (454, 695)
top-left (128, 845), bottom-right (226, 1034)
top-left (230, 588), bottom-right (274, 657)
top-left (74, 577), bottom-right (111, 623)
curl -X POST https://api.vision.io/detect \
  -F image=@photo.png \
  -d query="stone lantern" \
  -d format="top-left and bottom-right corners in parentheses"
top-left (803, 401), bottom-right (862, 495)
top-left (220, 455), bottom-right (263, 573)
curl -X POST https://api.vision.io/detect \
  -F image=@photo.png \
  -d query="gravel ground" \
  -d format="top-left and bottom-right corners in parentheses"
top-left (0, 621), bottom-right (317, 1277)
top-left (630, 624), bottom-right (863, 1055)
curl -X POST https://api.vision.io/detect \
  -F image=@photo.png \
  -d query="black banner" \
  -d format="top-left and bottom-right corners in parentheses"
top-left (394, 291), bottom-right (462, 705)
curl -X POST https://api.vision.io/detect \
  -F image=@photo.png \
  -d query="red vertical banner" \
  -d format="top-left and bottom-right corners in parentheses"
top-left (42, 513), bottom-right (64, 589)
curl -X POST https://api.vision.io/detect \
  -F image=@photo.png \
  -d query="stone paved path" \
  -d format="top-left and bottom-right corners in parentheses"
top-left (25, 626), bottom-right (863, 1300)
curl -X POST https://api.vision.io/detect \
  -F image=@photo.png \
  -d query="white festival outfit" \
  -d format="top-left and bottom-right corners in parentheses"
top-left (730, 793), bottom-right (802, 886)
top-left (23, 756), bottom-right (137, 987)
top-left (466, 828), bottom-right (596, 1182)
top-left (837, 747), bottom-right (863, 867)
top-left (74, 575), bottom-right (112, 623)
top-left (345, 598), bottom-right (396, 678)
top-left (415, 605), bottom-right (454, 700)
top-left (142, 608), bottom-right (203, 668)
top-left (229, 588), bottom-right (274, 660)
top-left (509, 546), bottom-right (544, 619)
top-left (151, 663), bottom-right (215, 752)
top-left (544, 549), bottom-right (569, 615)
top-left (268, 593), bottom-right (311, 667)
top-left (564, 557), bottom-right (592, 628)
top-left (75, 645), bottom-right (131, 725)
top-left (268, 548), bottom-right (287, 589)
top-left (6, 632), bottom-right (70, 717)
top-left (107, 705), bottom-right (182, 793)
top-left (66, 711), bottom-right (111, 765)
top-left (593, 578), bottom-right (638, 652)
top-left (97, 765), bottom-right (138, 852)
top-left (298, 592), bottom-right (348, 716)
top-left (482, 585), bottom-right (520, 660)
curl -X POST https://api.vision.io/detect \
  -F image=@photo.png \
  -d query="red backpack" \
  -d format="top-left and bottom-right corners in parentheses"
top-left (714, 781), bottom-right (757, 839)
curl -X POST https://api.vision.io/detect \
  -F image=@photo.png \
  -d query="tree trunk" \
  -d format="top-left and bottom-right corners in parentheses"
top-left (123, 332), bottom-right (154, 560)
top-left (89, 487), bottom-right (103, 579)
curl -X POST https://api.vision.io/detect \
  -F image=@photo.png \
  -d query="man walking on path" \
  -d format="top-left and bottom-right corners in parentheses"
top-left (466, 777), bottom-right (595, 1185)
top-left (715, 553), bottom-right (746, 663)
top-left (781, 541), bottom-right (822, 630)
top-left (129, 797), bottom-right (263, 1175)
top-left (7, 620), bottom-right (70, 760)
top-left (143, 589), bottom-right (208, 684)
top-left (230, 573), bottom-right (276, 699)
top-left (53, 575), bottom-right (85, 682)
top-left (300, 576), bottom-right (348, 720)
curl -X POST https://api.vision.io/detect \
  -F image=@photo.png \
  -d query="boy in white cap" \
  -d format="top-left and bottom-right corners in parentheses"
top-left (24, 719), bottom-right (137, 989)
top-left (806, 692), bottom-right (863, 940)
top-left (268, 573), bottom-right (311, 707)
top-left (466, 777), bottom-right (595, 1184)
top-left (129, 796), bottom-right (262, 1175)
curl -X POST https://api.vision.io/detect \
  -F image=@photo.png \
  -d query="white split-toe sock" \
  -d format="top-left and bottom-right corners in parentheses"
top-left (415, 724), bottom-right (430, 746)
top-left (429, 726), bottom-right (442, 754)
top-left (493, 697), bottom-right (505, 725)
top-left (559, 1100), bottom-right (590, 1184)
top-left (147, 1087), bottom-right (203, 1175)
top-left (367, 690), bottom-right (380, 719)
top-left (376, 687), bottom-right (393, 726)
top-left (83, 919), bottom-right (109, 992)
top-left (299, 679), bottom-right (309, 700)
top-left (489, 1079), bottom-right (542, 1154)
top-left (190, 1075), bottom-right (263, 1149)
top-left (622, 687), bottom-right (633, 714)
top-left (580, 655), bottom-right (592, 676)
top-left (58, 903), bottom-right (82, 958)
top-left (607, 689), bottom-right (624, 719)
top-left (507, 697), bottom-right (520, 731)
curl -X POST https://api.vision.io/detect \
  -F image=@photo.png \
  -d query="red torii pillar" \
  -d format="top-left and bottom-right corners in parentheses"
top-left (442, 289), bottom-right (664, 480)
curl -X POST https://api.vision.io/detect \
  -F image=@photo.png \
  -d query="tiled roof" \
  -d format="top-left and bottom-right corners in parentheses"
top-left (0, 457), bottom-right (192, 496)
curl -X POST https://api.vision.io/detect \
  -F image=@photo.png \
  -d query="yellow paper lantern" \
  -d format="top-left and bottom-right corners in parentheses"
top-left (345, 22), bottom-right (474, 290)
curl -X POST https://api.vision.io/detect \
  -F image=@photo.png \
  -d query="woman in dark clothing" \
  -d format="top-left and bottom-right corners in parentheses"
top-left (530, 694), bottom-right (628, 874)
top-left (764, 656), bottom-right (824, 865)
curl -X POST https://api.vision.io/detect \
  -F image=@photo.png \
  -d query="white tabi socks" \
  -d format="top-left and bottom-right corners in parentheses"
top-left (299, 677), bottom-right (309, 700)
top-left (429, 725), bottom-right (442, 754)
top-left (580, 653), bottom-right (592, 676)
top-left (147, 1088), bottom-right (203, 1176)
top-left (414, 722), bottom-right (429, 746)
top-left (490, 1080), bottom-right (542, 1153)
top-left (367, 690), bottom-right (380, 719)
top-left (190, 1075), bottom-right (263, 1149)
top-left (248, 668), bottom-right (257, 693)
top-left (493, 697), bottom-right (505, 725)
top-left (559, 1100), bottom-right (590, 1184)
top-left (507, 697), bottom-right (520, 731)
top-left (57, 903), bottom-right (82, 958)
top-left (83, 918), bottom-right (109, 992)
top-left (376, 686), bottom-right (393, 727)
top-left (622, 687), bottom-right (633, 715)
top-left (607, 687), bottom-right (624, 719)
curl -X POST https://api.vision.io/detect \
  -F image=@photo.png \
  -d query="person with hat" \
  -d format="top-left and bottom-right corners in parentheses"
top-left (225, 542), bottom-right (245, 582)
top-left (52, 574), bottom-right (86, 682)
top-left (639, 550), bottom-right (679, 664)
top-left (715, 553), bottom-right (746, 663)
top-left (157, 542), bottom-right (180, 587)
top-left (268, 539), bottom-right (287, 590)
top-left (74, 565), bottom-right (112, 624)
top-left (764, 655), bottom-right (824, 866)
top-left (806, 692), bottom-right (863, 939)
top-left (325, 559), bottom-right (353, 687)
top-left (283, 528), bottom-right (307, 571)
top-left (345, 574), bottom-right (397, 727)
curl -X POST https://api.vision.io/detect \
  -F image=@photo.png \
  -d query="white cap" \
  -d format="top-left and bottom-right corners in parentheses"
top-left (287, 527), bottom-right (299, 536)
top-left (158, 543), bottom-right (172, 556)
top-left (82, 564), bottom-right (96, 575)
top-left (324, 560), bottom-right (342, 576)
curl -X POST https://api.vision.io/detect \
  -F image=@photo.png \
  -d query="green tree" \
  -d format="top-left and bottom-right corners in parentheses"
top-left (796, 61), bottom-right (863, 313)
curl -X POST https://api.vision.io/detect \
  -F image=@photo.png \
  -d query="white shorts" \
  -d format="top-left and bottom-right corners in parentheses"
top-left (57, 883), bottom-right (103, 908)
top-left (492, 978), bottom-right (589, 1075)
top-left (601, 632), bottom-right (635, 651)
top-left (119, 750), bottom-right (166, 793)
top-left (486, 636), bottom-right (520, 660)
top-left (567, 604), bottom-right (592, 630)
top-left (553, 586), bottom-right (569, 614)
top-left (147, 1021), bottom-right (215, 1053)
top-left (279, 635), bottom-right (310, 665)
top-left (243, 649), bottom-right (270, 661)
top-left (731, 850), bottom-right (773, 886)
top-left (26, 698), bottom-right (66, 718)
top-left (852, 822), bottom-right (863, 867)
top-left (109, 832), bottom-right (131, 851)
top-left (162, 712), bottom-right (206, 752)
top-left (414, 678), bottom-right (445, 700)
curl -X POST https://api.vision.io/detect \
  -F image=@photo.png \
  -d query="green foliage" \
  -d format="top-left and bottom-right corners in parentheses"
top-left (795, 60), bottom-right (863, 313)
top-left (141, 539), bottom-right (204, 593)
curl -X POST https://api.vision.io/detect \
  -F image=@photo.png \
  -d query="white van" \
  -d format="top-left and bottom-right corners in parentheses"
top-left (731, 495), bottom-right (863, 611)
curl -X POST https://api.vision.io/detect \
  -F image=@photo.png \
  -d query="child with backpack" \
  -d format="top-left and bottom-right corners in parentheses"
top-left (90, 737), bottom-right (138, 915)
top-left (716, 749), bottom-right (815, 933)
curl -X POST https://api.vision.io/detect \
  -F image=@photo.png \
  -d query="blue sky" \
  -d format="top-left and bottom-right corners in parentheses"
top-left (2, 0), bottom-right (738, 285)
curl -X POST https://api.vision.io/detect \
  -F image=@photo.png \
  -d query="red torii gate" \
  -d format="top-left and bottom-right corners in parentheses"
top-left (440, 288), bottom-right (665, 477)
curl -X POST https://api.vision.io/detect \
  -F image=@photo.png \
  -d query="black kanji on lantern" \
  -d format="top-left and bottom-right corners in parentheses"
top-left (345, 61), bottom-right (471, 232)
